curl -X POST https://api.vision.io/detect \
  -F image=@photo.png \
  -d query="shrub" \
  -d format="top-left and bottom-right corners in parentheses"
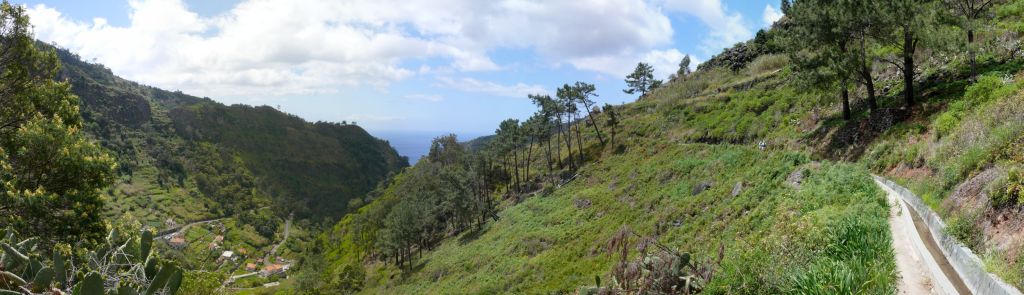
top-left (933, 75), bottom-right (1018, 137)
top-left (991, 167), bottom-right (1024, 207)
top-left (946, 210), bottom-right (984, 252)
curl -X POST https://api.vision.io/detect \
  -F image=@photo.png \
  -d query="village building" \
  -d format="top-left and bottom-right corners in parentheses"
top-left (260, 264), bottom-right (287, 277)
top-left (167, 236), bottom-right (186, 250)
top-left (218, 250), bottom-right (234, 263)
top-left (245, 263), bottom-right (258, 271)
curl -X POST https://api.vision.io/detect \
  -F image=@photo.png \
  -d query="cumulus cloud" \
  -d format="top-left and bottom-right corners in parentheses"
top-left (27, 0), bottom-right (679, 98)
top-left (436, 77), bottom-right (548, 98)
top-left (569, 48), bottom-right (689, 81)
top-left (762, 5), bottom-right (784, 27)
top-left (661, 0), bottom-right (752, 56)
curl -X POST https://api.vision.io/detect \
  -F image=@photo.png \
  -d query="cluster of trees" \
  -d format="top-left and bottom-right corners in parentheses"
top-left (487, 81), bottom-right (627, 194)
top-left (342, 135), bottom-right (498, 271)
top-left (784, 0), bottom-right (1004, 120)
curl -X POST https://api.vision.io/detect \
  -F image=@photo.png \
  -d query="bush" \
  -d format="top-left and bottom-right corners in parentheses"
top-left (991, 167), bottom-right (1024, 207)
top-left (933, 75), bottom-right (1018, 137)
top-left (946, 210), bottom-right (984, 252)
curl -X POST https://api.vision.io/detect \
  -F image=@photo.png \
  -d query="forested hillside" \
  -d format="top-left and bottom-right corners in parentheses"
top-left (53, 45), bottom-right (408, 222)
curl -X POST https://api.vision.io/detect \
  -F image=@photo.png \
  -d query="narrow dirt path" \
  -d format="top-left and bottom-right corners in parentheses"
top-left (876, 178), bottom-right (969, 295)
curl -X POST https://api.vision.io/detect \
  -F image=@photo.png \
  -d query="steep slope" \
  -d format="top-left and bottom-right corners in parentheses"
top-left (169, 103), bottom-right (407, 218)
top-left (301, 48), bottom-right (902, 294)
top-left (52, 45), bottom-right (408, 225)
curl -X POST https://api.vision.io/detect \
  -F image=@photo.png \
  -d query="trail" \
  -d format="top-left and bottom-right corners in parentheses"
top-left (157, 217), bottom-right (223, 239)
top-left (264, 212), bottom-right (293, 263)
top-left (157, 206), bottom-right (271, 239)
top-left (875, 178), bottom-right (970, 295)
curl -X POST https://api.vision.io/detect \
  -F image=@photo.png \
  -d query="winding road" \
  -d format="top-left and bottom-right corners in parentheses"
top-left (264, 212), bottom-right (292, 263)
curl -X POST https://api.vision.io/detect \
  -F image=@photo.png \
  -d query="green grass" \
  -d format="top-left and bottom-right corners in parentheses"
top-left (857, 54), bottom-right (1024, 289)
top-left (335, 144), bottom-right (894, 294)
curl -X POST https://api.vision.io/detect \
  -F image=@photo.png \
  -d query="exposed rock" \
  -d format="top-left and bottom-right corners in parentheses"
top-left (692, 182), bottom-right (713, 196)
top-left (574, 198), bottom-right (592, 209)
top-left (944, 167), bottom-right (1002, 214)
top-left (731, 181), bottom-right (744, 197)
top-left (786, 169), bottom-right (805, 189)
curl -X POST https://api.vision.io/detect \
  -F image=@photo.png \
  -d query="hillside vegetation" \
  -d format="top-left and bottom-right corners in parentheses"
top-left (10, 0), bottom-right (1024, 293)
top-left (294, 0), bottom-right (1024, 294)
top-left (57, 46), bottom-right (408, 222)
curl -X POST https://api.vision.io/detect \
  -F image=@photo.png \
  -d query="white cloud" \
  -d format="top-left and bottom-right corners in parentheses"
top-left (405, 94), bottom-right (444, 102)
top-left (661, 0), bottom-right (753, 56)
top-left (27, 0), bottom-right (677, 98)
top-left (762, 5), bottom-right (783, 27)
top-left (437, 77), bottom-right (548, 98)
top-left (569, 48), bottom-right (691, 80)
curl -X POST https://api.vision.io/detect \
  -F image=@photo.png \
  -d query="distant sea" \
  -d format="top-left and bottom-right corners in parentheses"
top-left (373, 130), bottom-right (487, 164)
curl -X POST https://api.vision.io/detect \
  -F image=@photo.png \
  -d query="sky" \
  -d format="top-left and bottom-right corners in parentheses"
top-left (17, 0), bottom-right (783, 159)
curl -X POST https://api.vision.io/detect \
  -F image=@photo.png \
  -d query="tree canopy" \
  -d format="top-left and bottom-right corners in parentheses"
top-left (623, 62), bottom-right (662, 97)
top-left (0, 1), bottom-right (115, 245)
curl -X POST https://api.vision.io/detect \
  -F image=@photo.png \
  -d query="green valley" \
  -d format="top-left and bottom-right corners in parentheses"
top-left (8, 0), bottom-right (1024, 294)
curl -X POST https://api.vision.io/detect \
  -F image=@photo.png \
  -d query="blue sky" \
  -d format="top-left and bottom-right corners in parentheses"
top-left (19, 0), bottom-right (782, 141)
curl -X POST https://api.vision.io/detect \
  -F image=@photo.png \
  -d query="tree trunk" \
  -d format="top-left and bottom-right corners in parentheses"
top-left (903, 29), bottom-right (915, 109)
top-left (583, 103), bottom-right (605, 146)
top-left (860, 35), bottom-right (877, 112)
top-left (525, 137), bottom-right (534, 184)
top-left (545, 135), bottom-right (552, 172)
top-left (513, 150), bottom-right (520, 192)
top-left (574, 115), bottom-right (585, 165)
top-left (841, 77), bottom-right (851, 120)
top-left (969, 29), bottom-right (977, 81)
top-left (558, 115), bottom-right (573, 170)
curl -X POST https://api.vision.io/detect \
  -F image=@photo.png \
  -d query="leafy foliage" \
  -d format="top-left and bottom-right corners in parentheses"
top-left (0, 1), bottom-right (115, 246)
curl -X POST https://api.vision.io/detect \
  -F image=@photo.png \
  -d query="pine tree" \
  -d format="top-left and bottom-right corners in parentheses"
top-left (623, 63), bottom-right (661, 97)
top-left (677, 55), bottom-right (692, 78)
top-left (948, 0), bottom-right (999, 80)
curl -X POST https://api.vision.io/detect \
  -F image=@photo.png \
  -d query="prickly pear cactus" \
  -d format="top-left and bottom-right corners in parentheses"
top-left (0, 228), bottom-right (183, 295)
